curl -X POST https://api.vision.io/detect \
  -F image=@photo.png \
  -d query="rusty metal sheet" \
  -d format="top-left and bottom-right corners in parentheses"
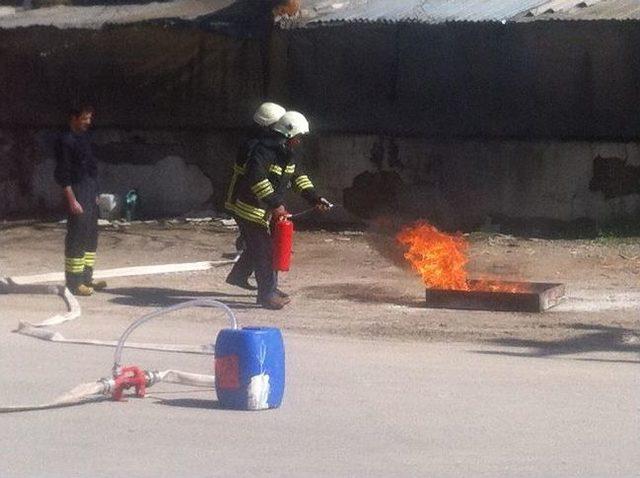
top-left (425, 280), bottom-right (565, 313)
top-left (294, 0), bottom-right (640, 26)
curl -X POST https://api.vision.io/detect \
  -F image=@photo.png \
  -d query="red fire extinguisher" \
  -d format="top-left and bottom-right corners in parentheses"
top-left (272, 217), bottom-right (294, 271)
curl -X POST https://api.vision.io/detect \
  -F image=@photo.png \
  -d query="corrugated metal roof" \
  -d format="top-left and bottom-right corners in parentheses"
top-left (290, 0), bottom-right (640, 26)
top-left (299, 0), bottom-right (547, 23)
top-left (518, 0), bottom-right (640, 20)
top-left (0, 0), bottom-right (233, 29)
top-left (1, 0), bottom-right (638, 31)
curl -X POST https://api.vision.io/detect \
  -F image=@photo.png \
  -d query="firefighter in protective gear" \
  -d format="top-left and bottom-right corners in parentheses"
top-left (271, 110), bottom-right (309, 138)
top-left (226, 102), bottom-right (286, 292)
top-left (225, 110), bottom-right (330, 310)
top-left (253, 102), bottom-right (286, 128)
top-left (54, 105), bottom-right (107, 296)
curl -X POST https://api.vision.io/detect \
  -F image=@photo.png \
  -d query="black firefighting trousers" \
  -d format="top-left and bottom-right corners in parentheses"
top-left (227, 218), bottom-right (277, 303)
top-left (64, 177), bottom-right (99, 289)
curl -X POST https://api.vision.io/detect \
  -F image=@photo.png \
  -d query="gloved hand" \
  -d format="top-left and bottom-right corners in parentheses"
top-left (315, 197), bottom-right (333, 212)
top-left (272, 205), bottom-right (290, 222)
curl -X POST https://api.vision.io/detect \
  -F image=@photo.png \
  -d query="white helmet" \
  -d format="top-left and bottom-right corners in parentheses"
top-left (253, 102), bottom-right (286, 127)
top-left (272, 111), bottom-right (310, 138)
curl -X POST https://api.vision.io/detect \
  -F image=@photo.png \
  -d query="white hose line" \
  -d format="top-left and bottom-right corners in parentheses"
top-left (4, 258), bottom-right (237, 330)
top-left (16, 324), bottom-right (214, 354)
top-left (9, 260), bottom-right (237, 285)
top-left (0, 369), bottom-right (215, 413)
top-left (2, 266), bottom-right (234, 413)
top-left (156, 370), bottom-right (216, 388)
top-left (44, 286), bottom-right (81, 326)
top-left (0, 381), bottom-right (107, 413)
top-left (0, 278), bottom-right (81, 328)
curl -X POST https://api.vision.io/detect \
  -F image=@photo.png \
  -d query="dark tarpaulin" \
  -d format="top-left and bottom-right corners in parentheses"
top-left (137, 0), bottom-right (280, 38)
top-left (0, 24), bottom-right (264, 128)
top-left (277, 23), bottom-right (401, 133)
top-left (275, 20), bottom-right (640, 140)
top-left (396, 20), bottom-right (640, 139)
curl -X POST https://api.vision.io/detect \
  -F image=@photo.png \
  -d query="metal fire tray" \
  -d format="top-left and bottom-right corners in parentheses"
top-left (425, 280), bottom-right (565, 313)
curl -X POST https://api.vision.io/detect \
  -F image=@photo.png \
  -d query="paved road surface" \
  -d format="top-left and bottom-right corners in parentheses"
top-left (1, 318), bottom-right (638, 478)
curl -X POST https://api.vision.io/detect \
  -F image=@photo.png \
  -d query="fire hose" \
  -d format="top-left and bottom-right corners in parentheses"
top-left (3, 268), bottom-right (228, 359)
top-left (1, 259), bottom-right (237, 330)
top-left (0, 214), bottom-right (319, 412)
top-left (0, 299), bottom-right (237, 413)
top-left (289, 199), bottom-right (336, 219)
top-left (0, 277), bottom-right (81, 327)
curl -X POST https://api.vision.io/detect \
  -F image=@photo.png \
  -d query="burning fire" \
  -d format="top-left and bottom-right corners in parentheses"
top-left (396, 221), bottom-right (470, 290)
top-left (396, 221), bottom-right (530, 293)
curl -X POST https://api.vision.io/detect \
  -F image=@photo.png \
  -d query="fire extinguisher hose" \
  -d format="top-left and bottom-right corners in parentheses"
top-left (112, 299), bottom-right (238, 376)
top-left (0, 369), bottom-right (217, 413)
top-left (1, 300), bottom-right (237, 413)
top-left (0, 381), bottom-right (108, 413)
top-left (289, 201), bottom-right (336, 219)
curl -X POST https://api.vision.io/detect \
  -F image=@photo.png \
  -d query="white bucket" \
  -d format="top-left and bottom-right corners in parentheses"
top-left (98, 194), bottom-right (118, 220)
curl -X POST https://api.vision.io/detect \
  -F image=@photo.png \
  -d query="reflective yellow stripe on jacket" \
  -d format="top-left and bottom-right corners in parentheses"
top-left (251, 179), bottom-right (275, 199)
top-left (293, 175), bottom-right (314, 192)
top-left (225, 164), bottom-right (247, 208)
top-left (269, 165), bottom-right (283, 175)
top-left (225, 200), bottom-right (269, 227)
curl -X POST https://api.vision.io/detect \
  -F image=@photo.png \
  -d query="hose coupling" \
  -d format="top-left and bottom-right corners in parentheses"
top-left (145, 370), bottom-right (162, 387)
top-left (98, 377), bottom-right (116, 396)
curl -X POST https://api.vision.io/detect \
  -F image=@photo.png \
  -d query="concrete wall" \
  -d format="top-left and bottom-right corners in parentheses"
top-left (3, 125), bottom-right (636, 233)
top-left (0, 128), bottom-right (225, 219)
top-left (302, 135), bottom-right (640, 232)
top-left (2, 20), bottom-right (640, 228)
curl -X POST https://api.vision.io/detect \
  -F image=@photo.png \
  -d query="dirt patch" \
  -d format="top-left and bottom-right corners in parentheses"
top-left (1, 222), bottom-right (639, 355)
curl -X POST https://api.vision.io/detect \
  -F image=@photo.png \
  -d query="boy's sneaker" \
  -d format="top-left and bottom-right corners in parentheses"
top-left (70, 284), bottom-right (94, 296)
top-left (85, 280), bottom-right (107, 291)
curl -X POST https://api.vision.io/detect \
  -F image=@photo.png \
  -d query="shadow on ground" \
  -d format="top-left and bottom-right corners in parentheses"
top-left (104, 287), bottom-right (259, 309)
top-left (152, 397), bottom-right (222, 410)
top-left (300, 282), bottom-right (424, 309)
top-left (475, 323), bottom-right (640, 362)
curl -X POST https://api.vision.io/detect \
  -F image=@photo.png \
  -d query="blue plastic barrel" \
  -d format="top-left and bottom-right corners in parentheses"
top-left (214, 327), bottom-right (285, 410)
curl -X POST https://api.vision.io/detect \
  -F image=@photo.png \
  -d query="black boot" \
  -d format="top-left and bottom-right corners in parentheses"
top-left (226, 276), bottom-right (258, 291)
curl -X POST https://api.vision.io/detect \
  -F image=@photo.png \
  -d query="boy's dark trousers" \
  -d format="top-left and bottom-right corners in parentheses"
top-left (64, 177), bottom-right (99, 289)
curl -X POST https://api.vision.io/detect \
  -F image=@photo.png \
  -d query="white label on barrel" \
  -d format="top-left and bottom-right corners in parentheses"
top-left (247, 373), bottom-right (270, 410)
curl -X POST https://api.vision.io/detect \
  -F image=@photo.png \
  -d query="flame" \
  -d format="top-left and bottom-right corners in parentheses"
top-left (396, 221), bottom-right (531, 293)
top-left (470, 280), bottom-right (530, 294)
top-left (396, 221), bottom-right (470, 290)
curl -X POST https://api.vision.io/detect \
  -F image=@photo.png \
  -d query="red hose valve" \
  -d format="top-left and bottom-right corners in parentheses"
top-left (112, 366), bottom-right (147, 401)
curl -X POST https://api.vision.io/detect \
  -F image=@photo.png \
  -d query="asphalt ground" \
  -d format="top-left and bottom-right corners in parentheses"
top-left (1, 223), bottom-right (639, 477)
top-left (1, 329), bottom-right (638, 478)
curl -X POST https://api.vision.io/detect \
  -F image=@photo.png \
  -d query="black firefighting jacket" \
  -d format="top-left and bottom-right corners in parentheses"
top-left (225, 134), bottom-right (320, 228)
top-left (54, 131), bottom-right (98, 187)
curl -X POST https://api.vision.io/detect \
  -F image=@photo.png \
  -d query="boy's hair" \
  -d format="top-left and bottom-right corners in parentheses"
top-left (69, 104), bottom-right (95, 118)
